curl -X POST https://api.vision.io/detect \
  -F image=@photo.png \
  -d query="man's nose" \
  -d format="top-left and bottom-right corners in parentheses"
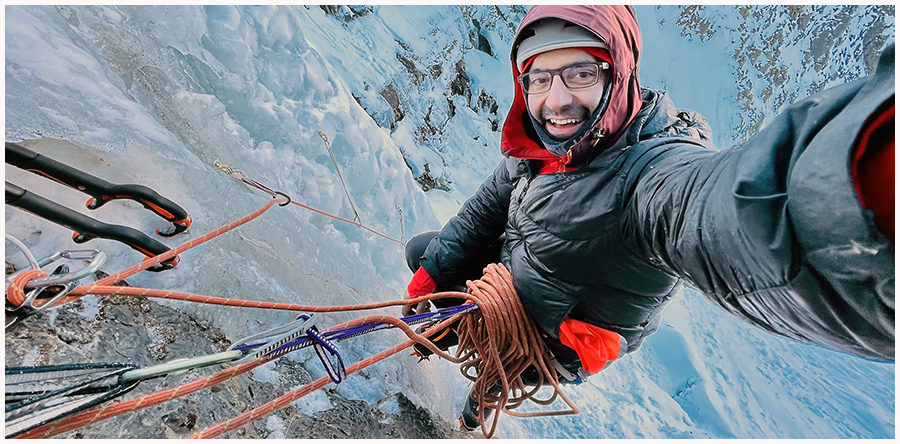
top-left (544, 74), bottom-right (574, 109)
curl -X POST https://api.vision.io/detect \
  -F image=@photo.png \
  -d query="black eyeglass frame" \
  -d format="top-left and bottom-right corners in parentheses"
top-left (517, 61), bottom-right (611, 94)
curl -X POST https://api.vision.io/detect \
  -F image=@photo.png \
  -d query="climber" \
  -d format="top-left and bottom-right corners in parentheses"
top-left (402, 5), bottom-right (894, 430)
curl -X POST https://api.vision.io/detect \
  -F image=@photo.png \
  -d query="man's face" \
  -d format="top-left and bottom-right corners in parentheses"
top-left (526, 48), bottom-right (608, 140)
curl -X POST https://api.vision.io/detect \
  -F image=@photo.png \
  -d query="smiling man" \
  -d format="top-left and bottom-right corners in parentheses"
top-left (401, 5), bottom-right (895, 431)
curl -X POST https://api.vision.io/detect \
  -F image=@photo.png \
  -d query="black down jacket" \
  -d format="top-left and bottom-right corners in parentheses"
top-left (420, 46), bottom-right (895, 362)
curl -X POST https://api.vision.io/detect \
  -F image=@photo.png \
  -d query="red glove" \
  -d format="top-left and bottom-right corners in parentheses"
top-left (558, 317), bottom-right (626, 374)
top-left (402, 266), bottom-right (436, 316)
top-left (852, 104), bottom-right (894, 242)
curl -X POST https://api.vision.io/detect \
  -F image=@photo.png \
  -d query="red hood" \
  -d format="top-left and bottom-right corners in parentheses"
top-left (501, 5), bottom-right (643, 169)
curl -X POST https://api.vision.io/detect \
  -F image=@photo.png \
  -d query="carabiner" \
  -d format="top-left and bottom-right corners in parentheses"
top-left (5, 249), bottom-right (106, 289)
top-left (27, 250), bottom-right (106, 289)
top-left (21, 279), bottom-right (80, 312)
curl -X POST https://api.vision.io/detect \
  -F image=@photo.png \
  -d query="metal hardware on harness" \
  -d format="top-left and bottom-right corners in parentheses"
top-left (549, 352), bottom-right (588, 385)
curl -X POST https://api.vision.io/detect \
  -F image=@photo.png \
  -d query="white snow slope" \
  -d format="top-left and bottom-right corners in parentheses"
top-left (4, 5), bottom-right (895, 439)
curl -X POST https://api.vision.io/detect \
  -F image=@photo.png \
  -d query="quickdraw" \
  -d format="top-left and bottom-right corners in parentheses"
top-left (306, 326), bottom-right (347, 384)
top-left (227, 314), bottom-right (318, 362)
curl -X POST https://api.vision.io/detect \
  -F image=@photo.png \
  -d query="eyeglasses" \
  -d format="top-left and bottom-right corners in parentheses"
top-left (517, 61), bottom-right (610, 94)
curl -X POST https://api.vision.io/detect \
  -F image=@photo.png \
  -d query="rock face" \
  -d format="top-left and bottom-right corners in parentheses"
top-left (4, 5), bottom-right (894, 440)
top-left (665, 5), bottom-right (893, 142)
top-left (324, 5), bottom-right (892, 191)
top-left (5, 281), bottom-right (468, 439)
top-left (318, 5), bottom-right (527, 194)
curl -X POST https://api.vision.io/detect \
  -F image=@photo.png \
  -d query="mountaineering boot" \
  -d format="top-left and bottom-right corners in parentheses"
top-left (459, 382), bottom-right (502, 431)
top-left (412, 320), bottom-right (459, 360)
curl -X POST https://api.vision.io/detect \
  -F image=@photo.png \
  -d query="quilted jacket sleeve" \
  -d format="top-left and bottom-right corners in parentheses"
top-left (418, 160), bottom-right (514, 283)
top-left (622, 45), bottom-right (895, 361)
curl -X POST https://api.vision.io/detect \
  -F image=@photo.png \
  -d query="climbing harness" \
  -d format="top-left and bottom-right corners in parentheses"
top-left (5, 142), bottom-right (189, 270)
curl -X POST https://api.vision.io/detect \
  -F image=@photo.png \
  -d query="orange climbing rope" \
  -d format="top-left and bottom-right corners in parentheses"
top-left (6, 269), bottom-right (47, 307)
top-left (6, 198), bottom-right (284, 313)
top-left (13, 299), bottom-right (463, 439)
top-left (12, 266), bottom-right (577, 439)
top-left (8, 194), bottom-right (577, 439)
top-left (214, 159), bottom-right (404, 246)
top-left (457, 264), bottom-right (579, 438)
top-left (187, 264), bottom-right (578, 439)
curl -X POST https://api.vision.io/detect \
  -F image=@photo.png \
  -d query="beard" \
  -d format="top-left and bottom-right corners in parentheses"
top-left (537, 104), bottom-right (591, 141)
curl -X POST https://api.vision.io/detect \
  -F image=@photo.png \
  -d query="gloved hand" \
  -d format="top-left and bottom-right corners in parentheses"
top-left (558, 317), bottom-right (627, 374)
top-left (402, 266), bottom-right (436, 316)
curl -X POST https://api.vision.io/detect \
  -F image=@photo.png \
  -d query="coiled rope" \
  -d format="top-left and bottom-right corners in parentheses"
top-left (185, 263), bottom-right (577, 439)
top-left (8, 196), bottom-right (578, 439)
top-left (12, 264), bottom-right (577, 439)
top-left (453, 264), bottom-right (579, 437)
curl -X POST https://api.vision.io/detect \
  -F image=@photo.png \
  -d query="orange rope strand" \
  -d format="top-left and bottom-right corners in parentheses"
top-left (289, 200), bottom-right (404, 245)
top-left (64, 285), bottom-right (452, 313)
top-left (7, 192), bottom-right (576, 439)
top-left (190, 264), bottom-right (577, 439)
top-left (15, 357), bottom-right (269, 439)
top-left (13, 265), bottom-right (578, 439)
top-left (6, 269), bottom-right (47, 307)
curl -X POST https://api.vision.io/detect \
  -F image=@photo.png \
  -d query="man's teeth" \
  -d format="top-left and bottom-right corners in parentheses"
top-left (550, 118), bottom-right (581, 125)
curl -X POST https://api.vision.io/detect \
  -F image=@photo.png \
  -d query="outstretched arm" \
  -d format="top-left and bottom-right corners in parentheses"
top-left (624, 45), bottom-right (894, 361)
